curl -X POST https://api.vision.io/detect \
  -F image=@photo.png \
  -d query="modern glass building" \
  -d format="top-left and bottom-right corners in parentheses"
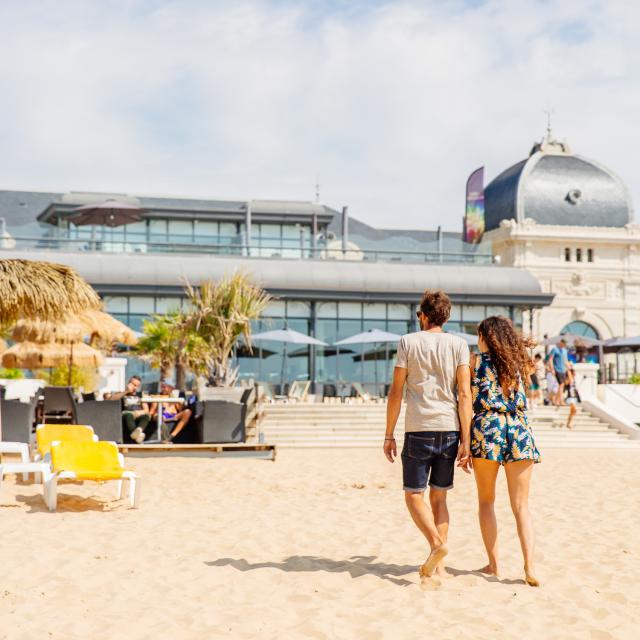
top-left (0, 190), bottom-right (554, 390)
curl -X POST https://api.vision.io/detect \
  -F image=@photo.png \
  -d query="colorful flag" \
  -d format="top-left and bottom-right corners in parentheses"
top-left (464, 167), bottom-right (485, 243)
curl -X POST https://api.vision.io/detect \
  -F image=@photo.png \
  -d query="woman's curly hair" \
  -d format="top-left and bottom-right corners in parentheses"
top-left (477, 316), bottom-right (536, 396)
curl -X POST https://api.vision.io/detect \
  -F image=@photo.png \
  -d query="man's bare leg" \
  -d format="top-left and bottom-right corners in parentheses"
top-left (473, 458), bottom-right (500, 576)
top-left (404, 491), bottom-right (448, 578)
top-left (429, 488), bottom-right (451, 577)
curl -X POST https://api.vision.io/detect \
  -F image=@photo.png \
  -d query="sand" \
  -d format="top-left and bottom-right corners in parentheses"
top-left (1, 448), bottom-right (639, 640)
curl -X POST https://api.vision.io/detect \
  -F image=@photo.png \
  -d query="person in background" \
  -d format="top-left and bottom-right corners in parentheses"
top-left (545, 338), bottom-right (570, 406)
top-left (565, 364), bottom-right (581, 429)
top-left (106, 375), bottom-right (150, 444)
top-left (149, 380), bottom-right (193, 443)
top-left (532, 353), bottom-right (546, 406)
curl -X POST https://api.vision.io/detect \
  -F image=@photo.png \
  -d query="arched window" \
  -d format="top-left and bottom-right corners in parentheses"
top-left (560, 321), bottom-right (599, 339)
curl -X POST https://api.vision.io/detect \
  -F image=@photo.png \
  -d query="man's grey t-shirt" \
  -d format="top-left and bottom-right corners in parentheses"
top-left (396, 331), bottom-right (470, 432)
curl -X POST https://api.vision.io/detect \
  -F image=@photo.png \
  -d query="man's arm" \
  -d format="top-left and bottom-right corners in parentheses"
top-left (106, 390), bottom-right (126, 401)
top-left (456, 364), bottom-right (473, 473)
top-left (384, 366), bottom-right (407, 463)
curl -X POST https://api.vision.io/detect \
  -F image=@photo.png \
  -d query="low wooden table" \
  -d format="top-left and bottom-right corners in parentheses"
top-left (118, 442), bottom-right (276, 461)
top-left (140, 395), bottom-right (185, 442)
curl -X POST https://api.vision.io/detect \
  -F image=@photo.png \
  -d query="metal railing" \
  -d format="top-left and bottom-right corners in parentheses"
top-left (0, 235), bottom-right (495, 265)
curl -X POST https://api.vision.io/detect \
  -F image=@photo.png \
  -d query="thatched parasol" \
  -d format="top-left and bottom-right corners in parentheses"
top-left (78, 309), bottom-right (138, 346)
top-left (11, 318), bottom-right (86, 344)
top-left (2, 341), bottom-right (104, 369)
top-left (0, 259), bottom-right (101, 325)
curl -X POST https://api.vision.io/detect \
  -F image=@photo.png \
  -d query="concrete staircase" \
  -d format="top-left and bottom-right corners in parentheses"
top-left (261, 402), bottom-right (640, 450)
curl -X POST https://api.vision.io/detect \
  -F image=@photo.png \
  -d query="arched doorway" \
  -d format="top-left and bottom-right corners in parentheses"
top-left (560, 321), bottom-right (599, 339)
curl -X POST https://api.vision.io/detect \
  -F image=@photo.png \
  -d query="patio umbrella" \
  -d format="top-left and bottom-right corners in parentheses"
top-left (334, 329), bottom-right (402, 387)
top-left (2, 341), bottom-right (104, 369)
top-left (446, 330), bottom-right (479, 346)
top-left (542, 333), bottom-right (603, 347)
top-left (12, 318), bottom-right (86, 344)
top-left (68, 199), bottom-right (145, 228)
top-left (251, 328), bottom-right (328, 386)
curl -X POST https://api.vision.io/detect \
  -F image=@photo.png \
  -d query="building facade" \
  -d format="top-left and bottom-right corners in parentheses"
top-left (0, 189), bottom-right (551, 389)
top-left (483, 134), bottom-right (637, 343)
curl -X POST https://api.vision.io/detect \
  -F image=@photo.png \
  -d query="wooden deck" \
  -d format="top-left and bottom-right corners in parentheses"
top-left (118, 442), bottom-right (276, 460)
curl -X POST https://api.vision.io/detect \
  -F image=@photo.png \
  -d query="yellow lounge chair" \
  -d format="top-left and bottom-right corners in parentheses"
top-left (34, 424), bottom-right (97, 460)
top-left (45, 440), bottom-right (140, 511)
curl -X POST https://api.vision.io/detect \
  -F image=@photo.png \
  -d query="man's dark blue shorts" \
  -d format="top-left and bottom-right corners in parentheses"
top-left (401, 431), bottom-right (459, 492)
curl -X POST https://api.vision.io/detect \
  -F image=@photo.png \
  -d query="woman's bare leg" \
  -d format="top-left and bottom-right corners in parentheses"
top-left (504, 460), bottom-right (539, 586)
top-left (473, 458), bottom-right (500, 576)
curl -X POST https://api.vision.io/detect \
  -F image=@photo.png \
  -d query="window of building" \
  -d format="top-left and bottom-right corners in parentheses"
top-left (564, 247), bottom-right (571, 262)
top-left (576, 248), bottom-right (582, 262)
top-left (587, 248), bottom-right (594, 262)
top-left (560, 321), bottom-right (599, 339)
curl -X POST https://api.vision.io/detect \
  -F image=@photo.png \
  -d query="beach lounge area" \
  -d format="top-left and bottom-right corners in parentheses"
top-left (0, 447), bottom-right (638, 639)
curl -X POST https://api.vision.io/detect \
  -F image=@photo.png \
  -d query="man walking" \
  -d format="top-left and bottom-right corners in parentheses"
top-left (384, 289), bottom-right (472, 579)
top-left (546, 338), bottom-right (570, 406)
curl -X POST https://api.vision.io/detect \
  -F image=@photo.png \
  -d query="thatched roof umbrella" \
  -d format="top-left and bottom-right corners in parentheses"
top-left (11, 318), bottom-right (86, 344)
top-left (0, 259), bottom-right (101, 438)
top-left (0, 259), bottom-right (101, 325)
top-left (78, 309), bottom-right (138, 347)
top-left (2, 341), bottom-right (104, 369)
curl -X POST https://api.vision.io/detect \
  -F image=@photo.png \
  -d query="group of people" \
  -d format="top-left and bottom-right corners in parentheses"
top-left (106, 377), bottom-right (193, 443)
top-left (385, 289), bottom-right (541, 587)
top-left (530, 337), bottom-right (581, 427)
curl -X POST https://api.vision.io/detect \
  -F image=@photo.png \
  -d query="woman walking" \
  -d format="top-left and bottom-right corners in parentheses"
top-left (471, 316), bottom-right (541, 587)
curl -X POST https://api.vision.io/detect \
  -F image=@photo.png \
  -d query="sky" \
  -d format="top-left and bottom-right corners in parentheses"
top-left (0, 0), bottom-right (638, 230)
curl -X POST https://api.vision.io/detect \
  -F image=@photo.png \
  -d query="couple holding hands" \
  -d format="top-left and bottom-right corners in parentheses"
top-left (385, 289), bottom-right (541, 587)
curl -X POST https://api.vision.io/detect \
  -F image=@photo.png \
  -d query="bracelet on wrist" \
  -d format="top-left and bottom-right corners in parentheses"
top-left (384, 436), bottom-right (395, 440)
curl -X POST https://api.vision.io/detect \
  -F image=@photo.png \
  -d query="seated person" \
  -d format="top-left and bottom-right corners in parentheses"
top-left (105, 375), bottom-right (150, 444)
top-left (149, 380), bottom-right (192, 443)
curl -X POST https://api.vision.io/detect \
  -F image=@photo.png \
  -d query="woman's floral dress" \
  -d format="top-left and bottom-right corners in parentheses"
top-left (471, 352), bottom-right (541, 464)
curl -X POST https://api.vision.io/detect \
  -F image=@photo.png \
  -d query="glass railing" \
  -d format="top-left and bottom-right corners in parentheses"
top-left (0, 235), bottom-right (495, 265)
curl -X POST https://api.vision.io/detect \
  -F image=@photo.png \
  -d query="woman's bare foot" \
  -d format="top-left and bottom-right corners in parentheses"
top-left (435, 563), bottom-right (452, 578)
top-left (525, 568), bottom-right (540, 587)
top-left (477, 564), bottom-right (499, 577)
top-left (420, 545), bottom-right (449, 579)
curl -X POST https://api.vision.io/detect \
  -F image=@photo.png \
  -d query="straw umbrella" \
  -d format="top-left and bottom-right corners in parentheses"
top-left (78, 309), bottom-right (138, 348)
top-left (2, 341), bottom-right (104, 369)
top-left (0, 259), bottom-right (101, 326)
top-left (0, 259), bottom-right (101, 438)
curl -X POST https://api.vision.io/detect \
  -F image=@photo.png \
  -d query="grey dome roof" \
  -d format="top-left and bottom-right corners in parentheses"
top-left (484, 140), bottom-right (632, 230)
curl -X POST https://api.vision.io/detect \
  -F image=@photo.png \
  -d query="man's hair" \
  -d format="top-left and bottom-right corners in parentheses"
top-left (559, 339), bottom-right (567, 346)
top-left (534, 353), bottom-right (542, 360)
top-left (128, 375), bottom-right (142, 383)
top-left (419, 289), bottom-right (451, 327)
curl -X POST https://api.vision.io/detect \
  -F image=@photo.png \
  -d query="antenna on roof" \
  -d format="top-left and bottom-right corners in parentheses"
top-left (544, 107), bottom-right (555, 141)
top-left (315, 177), bottom-right (320, 204)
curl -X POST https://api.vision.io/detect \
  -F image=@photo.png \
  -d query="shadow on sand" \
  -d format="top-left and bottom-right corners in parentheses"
top-left (206, 555), bottom-right (417, 586)
top-left (207, 556), bottom-right (528, 587)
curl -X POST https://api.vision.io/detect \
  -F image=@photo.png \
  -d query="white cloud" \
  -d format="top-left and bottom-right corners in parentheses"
top-left (0, 0), bottom-right (638, 229)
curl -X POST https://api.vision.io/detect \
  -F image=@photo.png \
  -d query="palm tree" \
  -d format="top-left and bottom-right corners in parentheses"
top-left (134, 313), bottom-right (211, 388)
top-left (0, 258), bottom-right (101, 438)
top-left (184, 273), bottom-right (271, 387)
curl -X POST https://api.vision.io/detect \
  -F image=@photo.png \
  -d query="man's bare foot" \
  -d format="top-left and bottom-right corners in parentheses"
top-left (525, 569), bottom-right (540, 587)
top-left (435, 564), bottom-right (452, 578)
top-left (419, 545), bottom-right (448, 579)
top-left (477, 564), bottom-right (499, 577)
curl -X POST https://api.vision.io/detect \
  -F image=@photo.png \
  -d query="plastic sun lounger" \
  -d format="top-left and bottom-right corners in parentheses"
top-left (0, 441), bottom-right (31, 481)
top-left (45, 440), bottom-right (140, 512)
top-left (34, 424), bottom-right (97, 461)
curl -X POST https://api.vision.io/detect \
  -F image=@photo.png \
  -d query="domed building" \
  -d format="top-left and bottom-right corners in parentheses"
top-left (484, 132), bottom-right (640, 366)
top-left (484, 137), bottom-right (633, 231)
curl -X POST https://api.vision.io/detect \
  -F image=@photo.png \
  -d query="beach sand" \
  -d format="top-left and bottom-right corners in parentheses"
top-left (1, 448), bottom-right (638, 640)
